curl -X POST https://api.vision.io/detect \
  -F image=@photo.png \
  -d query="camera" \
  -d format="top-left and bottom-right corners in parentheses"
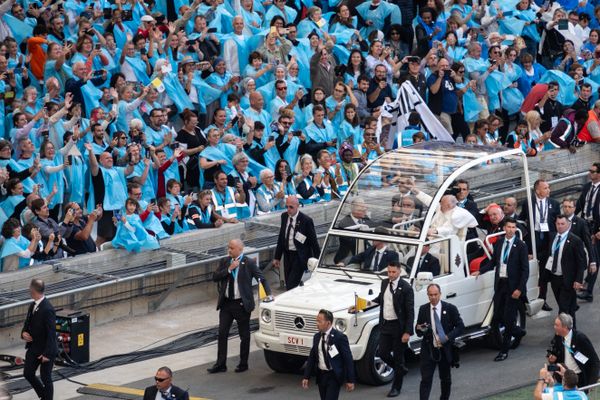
top-left (293, 130), bottom-right (303, 137)
top-left (140, 48), bottom-right (147, 56)
top-left (547, 364), bottom-right (560, 372)
top-left (169, 141), bottom-right (180, 150)
top-left (417, 322), bottom-right (431, 333)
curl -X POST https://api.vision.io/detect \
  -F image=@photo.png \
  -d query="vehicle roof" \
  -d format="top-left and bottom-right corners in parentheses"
top-left (331, 144), bottom-right (525, 244)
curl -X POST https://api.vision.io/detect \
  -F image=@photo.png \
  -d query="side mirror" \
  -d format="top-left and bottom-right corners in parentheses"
top-left (307, 257), bottom-right (319, 272)
top-left (415, 272), bottom-right (433, 291)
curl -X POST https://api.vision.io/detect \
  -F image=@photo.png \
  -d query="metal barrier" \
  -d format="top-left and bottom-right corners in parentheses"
top-left (0, 201), bottom-right (340, 336)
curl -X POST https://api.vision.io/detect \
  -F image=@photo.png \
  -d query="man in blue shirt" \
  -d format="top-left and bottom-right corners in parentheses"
top-left (426, 58), bottom-right (458, 137)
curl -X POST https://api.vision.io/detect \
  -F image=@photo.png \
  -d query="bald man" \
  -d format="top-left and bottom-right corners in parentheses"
top-left (208, 239), bottom-right (272, 373)
top-left (274, 196), bottom-right (321, 290)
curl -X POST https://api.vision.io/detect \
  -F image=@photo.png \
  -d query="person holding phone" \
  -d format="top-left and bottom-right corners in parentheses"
top-left (540, 8), bottom-right (569, 68)
top-left (427, 57), bottom-right (458, 136)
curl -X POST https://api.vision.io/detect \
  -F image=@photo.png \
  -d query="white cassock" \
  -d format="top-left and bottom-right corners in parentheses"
top-left (430, 207), bottom-right (479, 241)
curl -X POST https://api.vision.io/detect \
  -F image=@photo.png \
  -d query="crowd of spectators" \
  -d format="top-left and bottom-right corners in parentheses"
top-left (0, 0), bottom-right (598, 269)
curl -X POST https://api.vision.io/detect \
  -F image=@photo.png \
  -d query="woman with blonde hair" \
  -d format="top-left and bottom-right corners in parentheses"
top-left (524, 110), bottom-right (552, 152)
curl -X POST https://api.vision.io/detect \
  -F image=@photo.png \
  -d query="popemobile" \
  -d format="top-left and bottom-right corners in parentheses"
top-left (255, 142), bottom-right (545, 385)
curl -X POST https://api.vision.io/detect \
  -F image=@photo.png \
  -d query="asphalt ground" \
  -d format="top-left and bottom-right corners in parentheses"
top-left (69, 287), bottom-right (600, 400)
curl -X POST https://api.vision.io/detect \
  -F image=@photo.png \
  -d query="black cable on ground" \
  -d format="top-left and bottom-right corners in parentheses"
top-left (7, 319), bottom-right (258, 394)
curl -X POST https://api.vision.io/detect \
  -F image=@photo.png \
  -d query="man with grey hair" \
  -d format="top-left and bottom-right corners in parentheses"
top-left (547, 313), bottom-right (599, 388)
top-left (208, 239), bottom-right (272, 373)
top-left (223, 16), bottom-right (246, 75)
top-left (256, 169), bottom-right (285, 214)
top-left (334, 197), bottom-right (373, 264)
top-left (143, 366), bottom-right (189, 400)
top-left (64, 61), bottom-right (106, 116)
top-left (227, 152), bottom-right (257, 216)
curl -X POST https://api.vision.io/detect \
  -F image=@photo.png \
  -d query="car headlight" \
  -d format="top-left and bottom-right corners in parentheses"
top-left (335, 318), bottom-right (347, 332)
top-left (261, 308), bottom-right (272, 324)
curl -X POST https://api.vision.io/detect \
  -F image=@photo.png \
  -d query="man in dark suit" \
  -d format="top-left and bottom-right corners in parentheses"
top-left (519, 179), bottom-right (561, 311)
top-left (563, 197), bottom-right (596, 302)
top-left (208, 239), bottom-right (272, 373)
top-left (408, 244), bottom-right (441, 276)
top-left (302, 309), bottom-right (355, 400)
top-left (21, 279), bottom-right (58, 400)
top-left (545, 215), bottom-right (586, 328)
top-left (575, 164), bottom-right (600, 302)
top-left (64, 61), bottom-right (108, 116)
top-left (143, 367), bottom-right (189, 400)
top-left (333, 197), bottom-right (373, 264)
top-left (344, 240), bottom-right (399, 271)
top-left (416, 284), bottom-right (464, 400)
top-left (548, 313), bottom-right (600, 388)
top-left (370, 261), bottom-right (414, 397)
top-left (274, 196), bottom-right (321, 290)
top-left (472, 218), bottom-right (528, 361)
top-left (454, 179), bottom-right (479, 241)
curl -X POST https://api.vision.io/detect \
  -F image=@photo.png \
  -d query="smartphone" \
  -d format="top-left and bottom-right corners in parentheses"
top-left (558, 19), bottom-right (568, 30)
top-left (103, 7), bottom-right (112, 19)
top-left (293, 130), bottom-right (303, 137)
top-left (122, 9), bottom-right (133, 21)
top-left (169, 141), bottom-right (180, 150)
top-left (114, 211), bottom-right (121, 220)
top-left (230, 116), bottom-right (239, 126)
top-left (93, 70), bottom-right (104, 77)
top-left (95, 43), bottom-right (101, 50)
top-left (547, 364), bottom-right (559, 372)
top-left (67, 155), bottom-right (73, 164)
top-left (270, 26), bottom-right (277, 35)
top-left (140, 48), bottom-right (147, 56)
top-left (207, 27), bottom-right (217, 33)
top-left (13, 67), bottom-right (23, 74)
top-left (268, 136), bottom-right (275, 142)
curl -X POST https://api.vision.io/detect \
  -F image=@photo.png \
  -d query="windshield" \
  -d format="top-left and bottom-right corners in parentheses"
top-left (332, 143), bottom-right (520, 240)
top-left (319, 234), bottom-right (418, 276)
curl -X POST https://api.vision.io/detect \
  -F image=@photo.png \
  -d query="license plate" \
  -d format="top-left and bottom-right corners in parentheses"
top-left (281, 334), bottom-right (312, 347)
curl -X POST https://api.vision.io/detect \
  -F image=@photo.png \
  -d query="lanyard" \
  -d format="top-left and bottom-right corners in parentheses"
top-left (502, 239), bottom-right (511, 264)
top-left (536, 199), bottom-right (547, 223)
top-left (553, 234), bottom-right (567, 253)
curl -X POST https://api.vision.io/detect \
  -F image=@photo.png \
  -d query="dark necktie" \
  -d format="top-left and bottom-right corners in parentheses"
top-left (228, 259), bottom-right (237, 299)
top-left (321, 333), bottom-right (331, 370)
top-left (160, 391), bottom-right (170, 400)
top-left (551, 235), bottom-right (562, 273)
top-left (586, 185), bottom-right (598, 219)
top-left (502, 241), bottom-right (510, 264)
top-left (417, 256), bottom-right (424, 272)
top-left (286, 217), bottom-right (294, 249)
top-left (372, 251), bottom-right (380, 270)
top-left (433, 306), bottom-right (447, 343)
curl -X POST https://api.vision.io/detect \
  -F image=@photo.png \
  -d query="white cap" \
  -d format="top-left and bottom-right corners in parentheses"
top-left (141, 15), bottom-right (155, 23)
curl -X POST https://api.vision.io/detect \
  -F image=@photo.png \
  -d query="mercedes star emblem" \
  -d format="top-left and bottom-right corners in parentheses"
top-left (294, 316), bottom-right (305, 330)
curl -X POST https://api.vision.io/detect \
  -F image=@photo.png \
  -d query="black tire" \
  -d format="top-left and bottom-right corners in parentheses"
top-left (263, 350), bottom-right (306, 373)
top-left (487, 303), bottom-right (527, 350)
top-left (355, 326), bottom-right (395, 386)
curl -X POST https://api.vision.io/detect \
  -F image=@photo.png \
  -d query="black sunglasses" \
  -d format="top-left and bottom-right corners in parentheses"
top-left (155, 377), bottom-right (169, 382)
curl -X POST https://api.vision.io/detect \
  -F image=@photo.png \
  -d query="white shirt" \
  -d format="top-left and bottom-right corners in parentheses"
top-left (33, 296), bottom-right (44, 313)
top-left (120, 61), bottom-right (137, 82)
top-left (223, 34), bottom-right (244, 75)
top-left (500, 237), bottom-right (515, 278)
top-left (286, 212), bottom-right (299, 251)
top-left (546, 230), bottom-right (569, 276)
top-left (154, 386), bottom-right (172, 400)
top-left (382, 279), bottom-right (398, 321)
top-left (229, 256), bottom-right (242, 299)
top-left (318, 327), bottom-right (333, 371)
top-left (371, 246), bottom-right (387, 270)
top-left (564, 330), bottom-right (582, 374)
top-left (534, 196), bottom-right (548, 232)
top-left (430, 303), bottom-right (442, 347)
